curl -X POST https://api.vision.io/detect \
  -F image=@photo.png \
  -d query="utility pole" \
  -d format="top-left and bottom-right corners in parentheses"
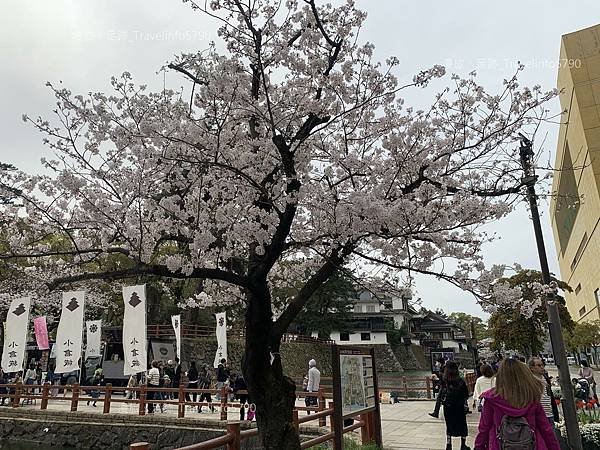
top-left (518, 134), bottom-right (582, 450)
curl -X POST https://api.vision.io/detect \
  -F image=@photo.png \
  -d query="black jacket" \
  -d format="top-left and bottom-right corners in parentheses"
top-left (216, 364), bottom-right (230, 382)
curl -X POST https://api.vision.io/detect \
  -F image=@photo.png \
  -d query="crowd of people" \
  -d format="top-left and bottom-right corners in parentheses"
top-left (138, 357), bottom-right (256, 420)
top-left (0, 353), bottom-right (325, 425)
top-left (429, 354), bottom-right (598, 450)
top-left (9, 349), bottom-right (599, 449)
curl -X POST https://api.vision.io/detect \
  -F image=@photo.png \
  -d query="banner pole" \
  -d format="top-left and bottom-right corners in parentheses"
top-left (78, 296), bottom-right (87, 386)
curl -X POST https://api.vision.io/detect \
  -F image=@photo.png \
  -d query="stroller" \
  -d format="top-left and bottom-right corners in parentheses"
top-left (574, 377), bottom-right (591, 402)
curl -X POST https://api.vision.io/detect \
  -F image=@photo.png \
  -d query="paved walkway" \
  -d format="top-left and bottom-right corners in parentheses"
top-left (380, 400), bottom-right (480, 449)
top-left (10, 394), bottom-right (480, 449)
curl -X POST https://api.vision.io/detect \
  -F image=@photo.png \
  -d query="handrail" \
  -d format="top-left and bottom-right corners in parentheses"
top-left (137, 405), bottom-right (376, 450)
top-left (0, 382), bottom-right (327, 420)
top-left (176, 433), bottom-right (233, 450)
top-left (297, 408), bottom-right (332, 425)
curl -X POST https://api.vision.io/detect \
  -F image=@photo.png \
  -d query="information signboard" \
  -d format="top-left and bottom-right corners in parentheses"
top-left (331, 345), bottom-right (382, 450)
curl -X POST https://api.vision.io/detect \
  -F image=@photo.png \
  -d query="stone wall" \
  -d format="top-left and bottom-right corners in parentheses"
top-left (372, 345), bottom-right (404, 373)
top-left (389, 343), bottom-right (423, 370)
top-left (410, 345), bottom-right (429, 370)
top-left (181, 338), bottom-right (403, 378)
top-left (180, 338), bottom-right (333, 377)
top-left (0, 410), bottom-right (266, 450)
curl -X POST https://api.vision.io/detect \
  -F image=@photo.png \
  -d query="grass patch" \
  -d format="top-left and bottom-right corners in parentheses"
top-left (309, 437), bottom-right (380, 450)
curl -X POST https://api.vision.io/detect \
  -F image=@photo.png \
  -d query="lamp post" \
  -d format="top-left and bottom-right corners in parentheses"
top-left (518, 134), bottom-right (582, 450)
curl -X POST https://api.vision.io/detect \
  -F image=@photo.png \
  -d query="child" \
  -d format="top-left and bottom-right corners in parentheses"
top-left (247, 403), bottom-right (256, 421)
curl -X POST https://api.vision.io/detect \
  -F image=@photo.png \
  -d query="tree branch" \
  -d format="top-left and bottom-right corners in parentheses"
top-left (47, 263), bottom-right (248, 290)
top-left (167, 63), bottom-right (208, 85)
top-left (273, 243), bottom-right (353, 337)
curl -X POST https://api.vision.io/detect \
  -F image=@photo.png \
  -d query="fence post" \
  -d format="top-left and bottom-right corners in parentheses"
top-left (13, 382), bottom-right (22, 407)
top-left (402, 376), bottom-right (408, 398)
top-left (226, 422), bottom-right (241, 450)
top-left (138, 385), bottom-right (146, 416)
top-left (178, 383), bottom-right (185, 418)
top-left (41, 382), bottom-right (50, 410)
top-left (318, 388), bottom-right (326, 427)
top-left (220, 386), bottom-right (228, 420)
top-left (103, 383), bottom-right (112, 414)
top-left (360, 412), bottom-right (370, 445)
top-left (70, 383), bottom-right (80, 412)
top-left (369, 410), bottom-right (377, 443)
top-left (425, 377), bottom-right (432, 399)
top-left (328, 400), bottom-right (334, 427)
top-left (293, 409), bottom-right (299, 433)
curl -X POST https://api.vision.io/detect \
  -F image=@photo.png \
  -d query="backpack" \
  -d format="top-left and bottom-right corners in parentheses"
top-left (497, 415), bottom-right (535, 450)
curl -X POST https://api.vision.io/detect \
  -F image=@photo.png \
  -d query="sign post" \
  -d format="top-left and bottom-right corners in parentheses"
top-left (331, 345), bottom-right (382, 450)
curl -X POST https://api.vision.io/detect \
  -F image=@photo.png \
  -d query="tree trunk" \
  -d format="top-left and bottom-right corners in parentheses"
top-left (243, 286), bottom-right (301, 450)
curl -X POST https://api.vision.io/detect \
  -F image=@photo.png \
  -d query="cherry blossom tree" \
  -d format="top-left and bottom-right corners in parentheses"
top-left (0, 0), bottom-right (556, 447)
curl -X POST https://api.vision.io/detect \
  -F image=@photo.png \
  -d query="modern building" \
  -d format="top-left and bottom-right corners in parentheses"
top-left (550, 24), bottom-right (600, 323)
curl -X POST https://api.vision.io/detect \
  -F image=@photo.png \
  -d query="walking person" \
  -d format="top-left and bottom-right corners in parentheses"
top-left (35, 362), bottom-right (43, 390)
top-left (23, 362), bottom-right (37, 404)
top-left (173, 357), bottom-right (182, 399)
top-left (475, 359), bottom-right (484, 378)
top-left (306, 359), bottom-right (320, 414)
top-left (441, 361), bottom-right (470, 450)
top-left (125, 374), bottom-right (138, 400)
top-left (198, 364), bottom-right (215, 413)
top-left (232, 372), bottom-right (249, 420)
top-left (528, 357), bottom-right (559, 426)
top-left (215, 358), bottom-right (230, 401)
top-left (45, 362), bottom-right (60, 397)
top-left (165, 360), bottom-right (176, 398)
top-left (474, 358), bottom-right (560, 450)
top-left (158, 360), bottom-right (166, 412)
top-left (147, 360), bottom-right (161, 414)
top-left (579, 360), bottom-right (597, 401)
top-left (430, 357), bottom-right (447, 418)
top-left (473, 364), bottom-right (495, 412)
top-left (185, 361), bottom-right (199, 406)
top-left (86, 370), bottom-right (104, 407)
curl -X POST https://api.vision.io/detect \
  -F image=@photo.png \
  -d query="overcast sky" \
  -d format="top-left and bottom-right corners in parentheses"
top-left (1, 0), bottom-right (599, 319)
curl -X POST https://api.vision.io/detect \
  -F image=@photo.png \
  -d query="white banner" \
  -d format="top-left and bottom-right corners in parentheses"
top-left (213, 312), bottom-right (227, 368)
top-left (86, 320), bottom-right (102, 357)
top-left (1, 297), bottom-right (31, 372)
top-left (123, 285), bottom-right (147, 375)
top-left (54, 291), bottom-right (85, 374)
top-left (171, 314), bottom-right (181, 360)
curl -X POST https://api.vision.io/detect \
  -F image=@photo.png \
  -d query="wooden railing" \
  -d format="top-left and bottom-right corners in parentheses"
top-left (0, 382), bottom-right (328, 423)
top-left (130, 404), bottom-right (379, 450)
top-left (2, 373), bottom-right (475, 450)
top-left (292, 372), bottom-right (476, 401)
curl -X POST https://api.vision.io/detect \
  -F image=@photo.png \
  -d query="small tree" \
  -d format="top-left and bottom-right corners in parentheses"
top-left (448, 311), bottom-right (489, 341)
top-left (283, 270), bottom-right (356, 338)
top-left (488, 270), bottom-right (574, 357)
top-left (565, 320), bottom-right (600, 365)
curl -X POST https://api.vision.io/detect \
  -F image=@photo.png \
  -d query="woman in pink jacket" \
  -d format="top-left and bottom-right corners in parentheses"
top-left (474, 358), bottom-right (560, 450)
